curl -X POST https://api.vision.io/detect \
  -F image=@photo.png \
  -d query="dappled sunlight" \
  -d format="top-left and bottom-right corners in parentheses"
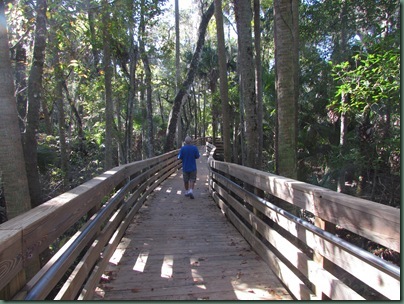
top-left (161, 255), bottom-right (174, 278)
top-left (94, 169), bottom-right (119, 180)
top-left (190, 268), bottom-right (207, 290)
top-left (108, 238), bottom-right (130, 266)
top-left (232, 283), bottom-right (272, 300)
top-left (133, 249), bottom-right (149, 272)
top-left (93, 151), bottom-right (295, 301)
top-left (44, 191), bottom-right (78, 204)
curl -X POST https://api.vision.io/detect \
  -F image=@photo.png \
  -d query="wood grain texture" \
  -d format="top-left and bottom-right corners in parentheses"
top-left (209, 159), bottom-right (400, 253)
top-left (93, 149), bottom-right (292, 300)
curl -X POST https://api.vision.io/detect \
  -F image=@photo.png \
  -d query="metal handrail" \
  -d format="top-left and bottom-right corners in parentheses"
top-left (208, 156), bottom-right (400, 280)
top-left (24, 178), bottom-right (133, 300)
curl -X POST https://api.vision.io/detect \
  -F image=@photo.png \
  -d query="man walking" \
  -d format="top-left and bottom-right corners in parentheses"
top-left (178, 136), bottom-right (200, 199)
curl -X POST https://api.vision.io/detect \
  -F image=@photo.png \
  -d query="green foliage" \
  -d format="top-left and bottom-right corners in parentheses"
top-left (330, 49), bottom-right (400, 114)
top-left (4, 0), bottom-right (400, 208)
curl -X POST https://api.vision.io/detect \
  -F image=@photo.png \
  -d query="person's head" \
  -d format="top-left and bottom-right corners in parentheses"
top-left (184, 136), bottom-right (192, 144)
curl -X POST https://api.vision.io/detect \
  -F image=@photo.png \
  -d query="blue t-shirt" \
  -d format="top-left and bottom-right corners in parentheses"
top-left (178, 144), bottom-right (200, 172)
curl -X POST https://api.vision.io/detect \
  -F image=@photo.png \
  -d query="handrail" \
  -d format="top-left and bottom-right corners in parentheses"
top-left (206, 142), bottom-right (400, 300)
top-left (24, 177), bottom-right (133, 300)
top-left (0, 149), bottom-right (181, 300)
top-left (1, 141), bottom-right (399, 300)
top-left (215, 170), bottom-right (399, 279)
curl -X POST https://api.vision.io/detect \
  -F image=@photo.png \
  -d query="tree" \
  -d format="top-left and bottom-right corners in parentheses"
top-left (214, 0), bottom-right (231, 162)
top-left (48, 7), bottom-right (69, 189)
top-left (331, 46), bottom-right (400, 201)
top-left (234, 0), bottom-right (258, 169)
top-left (0, 0), bottom-right (31, 220)
top-left (24, 0), bottom-right (47, 207)
top-left (140, 0), bottom-right (154, 158)
top-left (253, 0), bottom-right (263, 168)
top-left (164, 1), bottom-right (215, 152)
top-left (174, 0), bottom-right (182, 147)
top-left (102, 0), bottom-right (114, 169)
top-left (274, 0), bottom-right (298, 179)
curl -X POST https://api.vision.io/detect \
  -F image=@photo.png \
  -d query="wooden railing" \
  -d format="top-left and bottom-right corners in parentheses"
top-left (1, 140), bottom-right (399, 301)
top-left (206, 140), bottom-right (223, 160)
top-left (207, 144), bottom-right (400, 300)
top-left (0, 150), bottom-right (181, 300)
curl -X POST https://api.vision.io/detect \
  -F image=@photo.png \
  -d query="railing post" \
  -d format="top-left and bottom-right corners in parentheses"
top-left (313, 217), bottom-right (336, 299)
top-left (0, 270), bottom-right (26, 299)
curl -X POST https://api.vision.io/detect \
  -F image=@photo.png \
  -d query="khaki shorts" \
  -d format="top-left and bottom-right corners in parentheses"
top-left (183, 171), bottom-right (197, 183)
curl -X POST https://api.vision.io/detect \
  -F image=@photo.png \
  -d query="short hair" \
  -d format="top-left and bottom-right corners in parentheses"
top-left (184, 136), bottom-right (192, 144)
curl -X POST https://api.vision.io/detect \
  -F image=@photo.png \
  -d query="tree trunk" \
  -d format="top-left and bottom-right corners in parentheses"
top-left (337, 0), bottom-right (349, 193)
top-left (125, 28), bottom-right (138, 163)
top-left (253, 0), bottom-right (263, 169)
top-left (102, 0), bottom-right (114, 169)
top-left (274, 0), bottom-right (298, 179)
top-left (24, 0), bottom-right (47, 207)
top-left (87, 5), bottom-right (100, 75)
top-left (237, 50), bottom-right (246, 165)
top-left (62, 82), bottom-right (84, 147)
top-left (234, 0), bottom-right (258, 169)
top-left (214, 0), bottom-right (231, 162)
top-left (0, 0), bottom-right (31, 219)
top-left (174, 0), bottom-right (182, 147)
top-left (140, 0), bottom-right (154, 158)
top-left (164, 1), bottom-right (215, 152)
top-left (49, 24), bottom-right (69, 189)
top-left (14, 43), bottom-right (27, 132)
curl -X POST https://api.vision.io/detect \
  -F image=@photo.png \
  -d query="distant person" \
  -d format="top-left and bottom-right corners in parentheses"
top-left (178, 136), bottom-right (200, 199)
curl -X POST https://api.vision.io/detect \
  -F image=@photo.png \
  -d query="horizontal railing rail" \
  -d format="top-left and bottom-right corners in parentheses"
top-left (207, 143), bottom-right (400, 300)
top-left (0, 149), bottom-right (181, 300)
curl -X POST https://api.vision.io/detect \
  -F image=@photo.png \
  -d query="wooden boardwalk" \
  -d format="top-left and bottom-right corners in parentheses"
top-left (93, 148), bottom-right (292, 300)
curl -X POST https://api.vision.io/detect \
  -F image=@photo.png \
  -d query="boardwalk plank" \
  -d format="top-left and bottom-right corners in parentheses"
top-left (93, 148), bottom-right (292, 300)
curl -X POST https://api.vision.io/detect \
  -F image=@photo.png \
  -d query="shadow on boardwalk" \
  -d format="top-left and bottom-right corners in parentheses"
top-left (93, 147), bottom-right (292, 300)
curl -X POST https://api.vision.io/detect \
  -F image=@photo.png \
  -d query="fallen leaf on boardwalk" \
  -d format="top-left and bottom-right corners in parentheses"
top-left (131, 288), bottom-right (140, 293)
top-left (248, 290), bottom-right (255, 294)
top-left (241, 260), bottom-right (247, 264)
top-left (236, 272), bottom-right (242, 279)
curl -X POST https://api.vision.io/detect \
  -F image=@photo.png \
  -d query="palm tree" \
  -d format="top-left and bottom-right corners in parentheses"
top-left (274, 0), bottom-right (298, 179)
top-left (0, 0), bottom-right (31, 220)
top-left (23, 0), bottom-right (47, 207)
top-left (234, 0), bottom-right (258, 169)
top-left (214, 0), bottom-right (231, 162)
